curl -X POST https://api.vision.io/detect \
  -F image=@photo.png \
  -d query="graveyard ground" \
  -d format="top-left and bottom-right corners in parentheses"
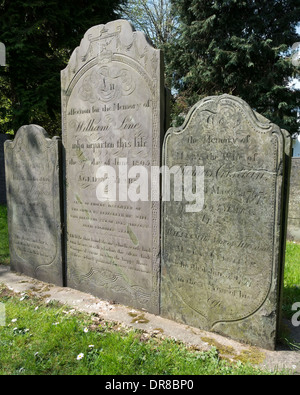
top-left (0, 282), bottom-right (275, 375)
top-left (0, 204), bottom-right (299, 375)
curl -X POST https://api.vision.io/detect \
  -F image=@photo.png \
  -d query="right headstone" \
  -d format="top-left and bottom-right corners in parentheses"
top-left (287, 158), bottom-right (300, 242)
top-left (161, 94), bottom-right (289, 350)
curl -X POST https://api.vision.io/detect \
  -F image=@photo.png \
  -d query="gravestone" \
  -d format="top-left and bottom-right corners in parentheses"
top-left (61, 20), bottom-right (165, 314)
top-left (161, 94), bottom-right (289, 350)
top-left (0, 134), bottom-right (9, 204)
top-left (287, 158), bottom-right (300, 242)
top-left (4, 125), bottom-right (64, 286)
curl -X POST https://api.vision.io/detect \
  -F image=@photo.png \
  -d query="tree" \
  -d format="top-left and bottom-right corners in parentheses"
top-left (120, 0), bottom-right (176, 49)
top-left (120, 0), bottom-right (177, 89)
top-left (0, 0), bottom-right (127, 136)
top-left (168, 0), bottom-right (300, 133)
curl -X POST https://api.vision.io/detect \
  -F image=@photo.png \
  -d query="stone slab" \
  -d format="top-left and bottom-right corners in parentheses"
top-left (161, 94), bottom-right (288, 350)
top-left (287, 158), bottom-right (300, 242)
top-left (61, 20), bottom-right (165, 314)
top-left (4, 125), bottom-right (64, 286)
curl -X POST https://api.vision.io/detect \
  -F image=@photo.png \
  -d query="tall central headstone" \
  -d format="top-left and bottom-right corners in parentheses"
top-left (161, 94), bottom-right (289, 350)
top-left (61, 20), bottom-right (165, 314)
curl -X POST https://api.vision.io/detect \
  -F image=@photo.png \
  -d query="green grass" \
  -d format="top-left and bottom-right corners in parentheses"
top-left (0, 205), bottom-right (9, 265)
top-left (283, 242), bottom-right (300, 319)
top-left (0, 286), bottom-right (275, 375)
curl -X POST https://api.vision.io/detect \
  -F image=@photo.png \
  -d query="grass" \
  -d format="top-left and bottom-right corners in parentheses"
top-left (0, 204), bottom-right (299, 375)
top-left (0, 285), bottom-right (276, 375)
top-left (283, 242), bottom-right (300, 319)
top-left (0, 205), bottom-right (9, 265)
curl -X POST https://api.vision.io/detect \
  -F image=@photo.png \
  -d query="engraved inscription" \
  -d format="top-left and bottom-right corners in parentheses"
top-left (287, 158), bottom-right (300, 242)
top-left (78, 66), bottom-right (136, 103)
top-left (4, 125), bottom-right (63, 286)
top-left (61, 20), bottom-right (163, 314)
top-left (162, 95), bottom-right (286, 349)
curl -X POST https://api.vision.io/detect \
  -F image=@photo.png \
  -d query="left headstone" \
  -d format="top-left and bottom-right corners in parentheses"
top-left (4, 125), bottom-right (64, 286)
top-left (0, 134), bottom-right (9, 204)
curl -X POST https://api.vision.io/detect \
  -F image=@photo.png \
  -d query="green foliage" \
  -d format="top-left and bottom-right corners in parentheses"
top-left (0, 0), bottom-right (127, 136)
top-left (0, 205), bottom-right (9, 265)
top-left (167, 0), bottom-right (300, 132)
top-left (120, 0), bottom-right (177, 49)
top-left (283, 241), bottom-right (300, 319)
top-left (0, 77), bottom-right (13, 134)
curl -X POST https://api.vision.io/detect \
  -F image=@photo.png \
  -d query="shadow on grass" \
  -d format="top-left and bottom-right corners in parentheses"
top-left (0, 204), bottom-right (10, 265)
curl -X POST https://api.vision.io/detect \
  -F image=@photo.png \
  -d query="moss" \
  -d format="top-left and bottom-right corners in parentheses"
top-left (128, 312), bottom-right (138, 318)
top-left (130, 313), bottom-right (150, 324)
top-left (201, 336), bottom-right (265, 365)
top-left (38, 293), bottom-right (52, 300)
top-left (30, 285), bottom-right (52, 294)
top-left (234, 348), bottom-right (266, 365)
top-left (128, 311), bottom-right (150, 325)
top-left (153, 328), bottom-right (164, 334)
top-left (201, 336), bottom-right (235, 356)
top-left (0, 284), bottom-right (14, 299)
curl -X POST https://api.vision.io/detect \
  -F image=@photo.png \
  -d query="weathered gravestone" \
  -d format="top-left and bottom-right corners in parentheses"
top-left (61, 20), bottom-right (166, 314)
top-left (4, 125), bottom-right (64, 286)
top-left (287, 158), bottom-right (300, 242)
top-left (0, 134), bottom-right (9, 204)
top-left (161, 94), bottom-right (290, 350)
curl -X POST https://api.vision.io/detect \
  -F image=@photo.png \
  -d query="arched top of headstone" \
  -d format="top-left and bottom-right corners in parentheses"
top-left (62, 19), bottom-right (160, 88)
top-left (6, 124), bottom-right (59, 154)
top-left (165, 94), bottom-right (282, 140)
top-left (4, 124), bottom-right (63, 286)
